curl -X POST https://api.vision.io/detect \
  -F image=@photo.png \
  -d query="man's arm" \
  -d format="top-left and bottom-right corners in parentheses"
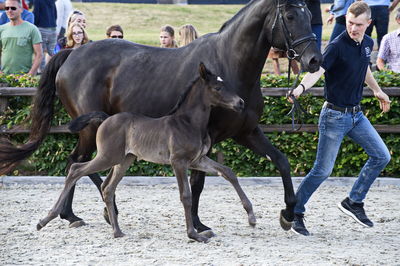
top-left (28, 43), bottom-right (43, 76)
top-left (364, 66), bottom-right (391, 112)
top-left (288, 66), bottom-right (325, 101)
top-left (376, 57), bottom-right (386, 71)
top-left (389, 0), bottom-right (400, 12)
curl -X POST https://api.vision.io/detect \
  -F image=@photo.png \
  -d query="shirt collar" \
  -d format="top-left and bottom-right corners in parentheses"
top-left (344, 31), bottom-right (363, 47)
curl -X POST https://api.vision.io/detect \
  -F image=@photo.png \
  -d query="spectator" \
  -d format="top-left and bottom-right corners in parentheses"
top-left (0, 0), bottom-right (42, 75)
top-left (64, 22), bottom-right (88, 49)
top-left (54, 9), bottom-right (86, 52)
top-left (178, 24), bottom-right (198, 47)
top-left (267, 48), bottom-right (300, 76)
top-left (0, 0), bottom-right (5, 17)
top-left (364, 0), bottom-right (399, 48)
top-left (305, 0), bottom-right (323, 51)
top-left (327, 0), bottom-right (354, 42)
top-left (33, 0), bottom-right (57, 72)
top-left (376, 8), bottom-right (400, 72)
top-left (55, 0), bottom-right (72, 40)
top-left (159, 25), bottom-right (177, 48)
top-left (106, 24), bottom-right (123, 39)
top-left (0, 2), bottom-right (33, 24)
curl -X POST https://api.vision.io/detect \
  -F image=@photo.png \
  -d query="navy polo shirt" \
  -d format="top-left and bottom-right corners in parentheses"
top-left (321, 31), bottom-right (374, 107)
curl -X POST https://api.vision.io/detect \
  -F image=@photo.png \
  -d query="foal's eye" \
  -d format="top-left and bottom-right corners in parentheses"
top-left (214, 87), bottom-right (222, 91)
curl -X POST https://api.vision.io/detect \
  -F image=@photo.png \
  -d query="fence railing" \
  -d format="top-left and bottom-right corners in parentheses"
top-left (1, 86), bottom-right (399, 134)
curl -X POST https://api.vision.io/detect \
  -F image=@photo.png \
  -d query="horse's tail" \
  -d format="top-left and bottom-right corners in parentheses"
top-left (0, 49), bottom-right (74, 175)
top-left (68, 111), bottom-right (110, 133)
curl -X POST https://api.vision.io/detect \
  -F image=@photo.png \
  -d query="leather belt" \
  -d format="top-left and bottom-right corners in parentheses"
top-left (325, 102), bottom-right (362, 113)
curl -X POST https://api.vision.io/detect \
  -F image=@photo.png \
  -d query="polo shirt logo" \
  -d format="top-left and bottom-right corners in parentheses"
top-left (365, 47), bottom-right (371, 57)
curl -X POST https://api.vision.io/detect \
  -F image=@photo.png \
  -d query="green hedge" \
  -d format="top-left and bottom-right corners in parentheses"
top-left (0, 71), bottom-right (399, 177)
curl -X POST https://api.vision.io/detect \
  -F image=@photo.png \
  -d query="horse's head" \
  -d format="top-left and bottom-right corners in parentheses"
top-left (198, 63), bottom-right (245, 113)
top-left (269, 0), bottom-right (322, 72)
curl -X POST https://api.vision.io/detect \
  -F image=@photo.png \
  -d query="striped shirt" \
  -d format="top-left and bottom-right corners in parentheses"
top-left (378, 29), bottom-right (400, 73)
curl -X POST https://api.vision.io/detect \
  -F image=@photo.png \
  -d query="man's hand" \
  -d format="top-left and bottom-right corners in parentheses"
top-left (326, 14), bottom-right (334, 24)
top-left (287, 85), bottom-right (304, 103)
top-left (374, 90), bottom-right (391, 112)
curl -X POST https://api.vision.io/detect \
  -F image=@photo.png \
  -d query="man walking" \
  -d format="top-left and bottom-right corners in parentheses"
top-left (288, 1), bottom-right (391, 236)
top-left (0, 0), bottom-right (42, 75)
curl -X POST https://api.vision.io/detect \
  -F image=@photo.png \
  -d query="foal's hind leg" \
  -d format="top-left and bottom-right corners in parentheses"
top-left (37, 157), bottom-right (115, 230)
top-left (191, 156), bottom-right (256, 227)
top-left (101, 154), bottom-right (135, 238)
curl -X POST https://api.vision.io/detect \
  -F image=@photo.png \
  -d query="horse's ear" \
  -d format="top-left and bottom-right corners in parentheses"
top-left (199, 62), bottom-right (209, 81)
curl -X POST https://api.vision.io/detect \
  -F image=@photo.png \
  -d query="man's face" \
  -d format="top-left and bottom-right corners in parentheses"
top-left (346, 12), bottom-right (371, 42)
top-left (5, 0), bottom-right (22, 21)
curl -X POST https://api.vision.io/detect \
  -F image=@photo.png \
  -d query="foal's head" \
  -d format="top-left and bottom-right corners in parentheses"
top-left (198, 62), bottom-right (244, 112)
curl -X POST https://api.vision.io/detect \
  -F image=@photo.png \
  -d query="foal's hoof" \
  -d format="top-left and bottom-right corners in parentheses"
top-left (113, 231), bottom-right (125, 238)
top-left (36, 221), bottom-right (45, 231)
top-left (199, 229), bottom-right (216, 238)
top-left (248, 214), bottom-right (257, 227)
top-left (69, 220), bottom-right (86, 228)
top-left (279, 209), bottom-right (292, 231)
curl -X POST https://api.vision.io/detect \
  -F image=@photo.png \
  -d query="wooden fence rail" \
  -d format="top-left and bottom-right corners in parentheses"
top-left (1, 87), bottom-right (399, 134)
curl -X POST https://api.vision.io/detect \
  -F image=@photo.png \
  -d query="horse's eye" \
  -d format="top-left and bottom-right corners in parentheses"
top-left (286, 14), bottom-right (295, 20)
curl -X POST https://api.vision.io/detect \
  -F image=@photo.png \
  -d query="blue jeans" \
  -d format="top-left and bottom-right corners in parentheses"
top-left (294, 104), bottom-right (391, 214)
top-left (329, 22), bottom-right (346, 43)
top-left (365, 5), bottom-right (389, 48)
top-left (311, 24), bottom-right (322, 52)
top-left (38, 27), bottom-right (57, 71)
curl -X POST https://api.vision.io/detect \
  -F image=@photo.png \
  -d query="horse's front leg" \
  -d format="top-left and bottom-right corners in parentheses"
top-left (172, 161), bottom-right (209, 243)
top-left (189, 170), bottom-right (213, 235)
top-left (234, 126), bottom-right (295, 230)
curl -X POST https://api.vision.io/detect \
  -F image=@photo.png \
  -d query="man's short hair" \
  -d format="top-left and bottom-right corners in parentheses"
top-left (347, 1), bottom-right (371, 19)
top-left (106, 25), bottom-right (124, 37)
top-left (6, 0), bottom-right (22, 7)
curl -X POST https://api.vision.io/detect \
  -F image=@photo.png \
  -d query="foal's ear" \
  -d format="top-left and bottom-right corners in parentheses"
top-left (199, 62), bottom-right (210, 81)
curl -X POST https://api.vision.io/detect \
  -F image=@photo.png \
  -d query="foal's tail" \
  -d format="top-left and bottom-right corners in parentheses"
top-left (68, 111), bottom-right (110, 133)
top-left (0, 49), bottom-right (74, 175)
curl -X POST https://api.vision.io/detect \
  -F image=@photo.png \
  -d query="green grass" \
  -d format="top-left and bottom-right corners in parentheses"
top-left (73, 2), bottom-right (399, 45)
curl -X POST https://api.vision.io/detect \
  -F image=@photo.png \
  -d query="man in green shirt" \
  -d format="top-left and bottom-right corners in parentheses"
top-left (0, 0), bottom-right (42, 75)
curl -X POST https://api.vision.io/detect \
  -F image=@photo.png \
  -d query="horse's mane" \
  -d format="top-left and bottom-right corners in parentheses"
top-left (166, 77), bottom-right (200, 115)
top-left (218, 0), bottom-right (260, 32)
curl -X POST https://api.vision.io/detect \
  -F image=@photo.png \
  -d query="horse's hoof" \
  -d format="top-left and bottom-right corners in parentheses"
top-left (279, 209), bottom-right (292, 231)
top-left (69, 220), bottom-right (86, 228)
top-left (199, 229), bottom-right (216, 238)
top-left (103, 207), bottom-right (111, 225)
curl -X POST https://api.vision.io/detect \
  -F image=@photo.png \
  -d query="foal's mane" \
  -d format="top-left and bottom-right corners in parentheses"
top-left (166, 76), bottom-right (201, 116)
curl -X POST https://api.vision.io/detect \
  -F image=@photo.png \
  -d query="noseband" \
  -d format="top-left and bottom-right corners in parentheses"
top-left (272, 1), bottom-right (317, 131)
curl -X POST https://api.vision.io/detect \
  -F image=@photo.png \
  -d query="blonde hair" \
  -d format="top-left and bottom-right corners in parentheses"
top-left (67, 10), bottom-right (86, 28)
top-left (160, 25), bottom-right (178, 48)
top-left (66, 22), bottom-right (89, 48)
top-left (178, 24), bottom-right (199, 47)
top-left (347, 1), bottom-right (371, 19)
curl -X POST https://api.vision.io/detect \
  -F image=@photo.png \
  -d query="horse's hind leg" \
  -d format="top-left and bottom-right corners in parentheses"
top-left (191, 157), bottom-right (256, 227)
top-left (101, 154), bottom-right (135, 238)
top-left (234, 126), bottom-right (295, 230)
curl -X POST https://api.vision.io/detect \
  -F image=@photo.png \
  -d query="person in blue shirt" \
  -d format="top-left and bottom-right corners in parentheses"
top-left (0, 6), bottom-right (33, 24)
top-left (288, 1), bottom-right (391, 236)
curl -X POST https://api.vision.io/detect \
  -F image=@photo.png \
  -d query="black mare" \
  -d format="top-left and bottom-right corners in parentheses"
top-left (0, 0), bottom-right (322, 233)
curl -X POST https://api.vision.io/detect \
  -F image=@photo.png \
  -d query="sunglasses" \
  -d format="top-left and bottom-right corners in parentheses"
top-left (5, 6), bottom-right (17, 10)
top-left (111, 35), bottom-right (123, 39)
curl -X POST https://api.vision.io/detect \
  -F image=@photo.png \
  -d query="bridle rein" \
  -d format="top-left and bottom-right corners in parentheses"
top-left (272, 0), bottom-right (317, 130)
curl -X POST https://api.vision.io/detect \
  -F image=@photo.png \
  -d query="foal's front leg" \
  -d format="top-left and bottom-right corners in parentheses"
top-left (172, 160), bottom-right (209, 243)
top-left (191, 156), bottom-right (256, 227)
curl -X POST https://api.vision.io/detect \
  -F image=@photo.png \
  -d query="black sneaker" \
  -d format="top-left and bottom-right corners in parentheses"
top-left (338, 197), bottom-right (374, 227)
top-left (291, 213), bottom-right (310, 236)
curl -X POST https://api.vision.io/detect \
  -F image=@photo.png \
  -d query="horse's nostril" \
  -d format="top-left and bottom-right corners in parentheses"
top-left (239, 99), bottom-right (245, 109)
